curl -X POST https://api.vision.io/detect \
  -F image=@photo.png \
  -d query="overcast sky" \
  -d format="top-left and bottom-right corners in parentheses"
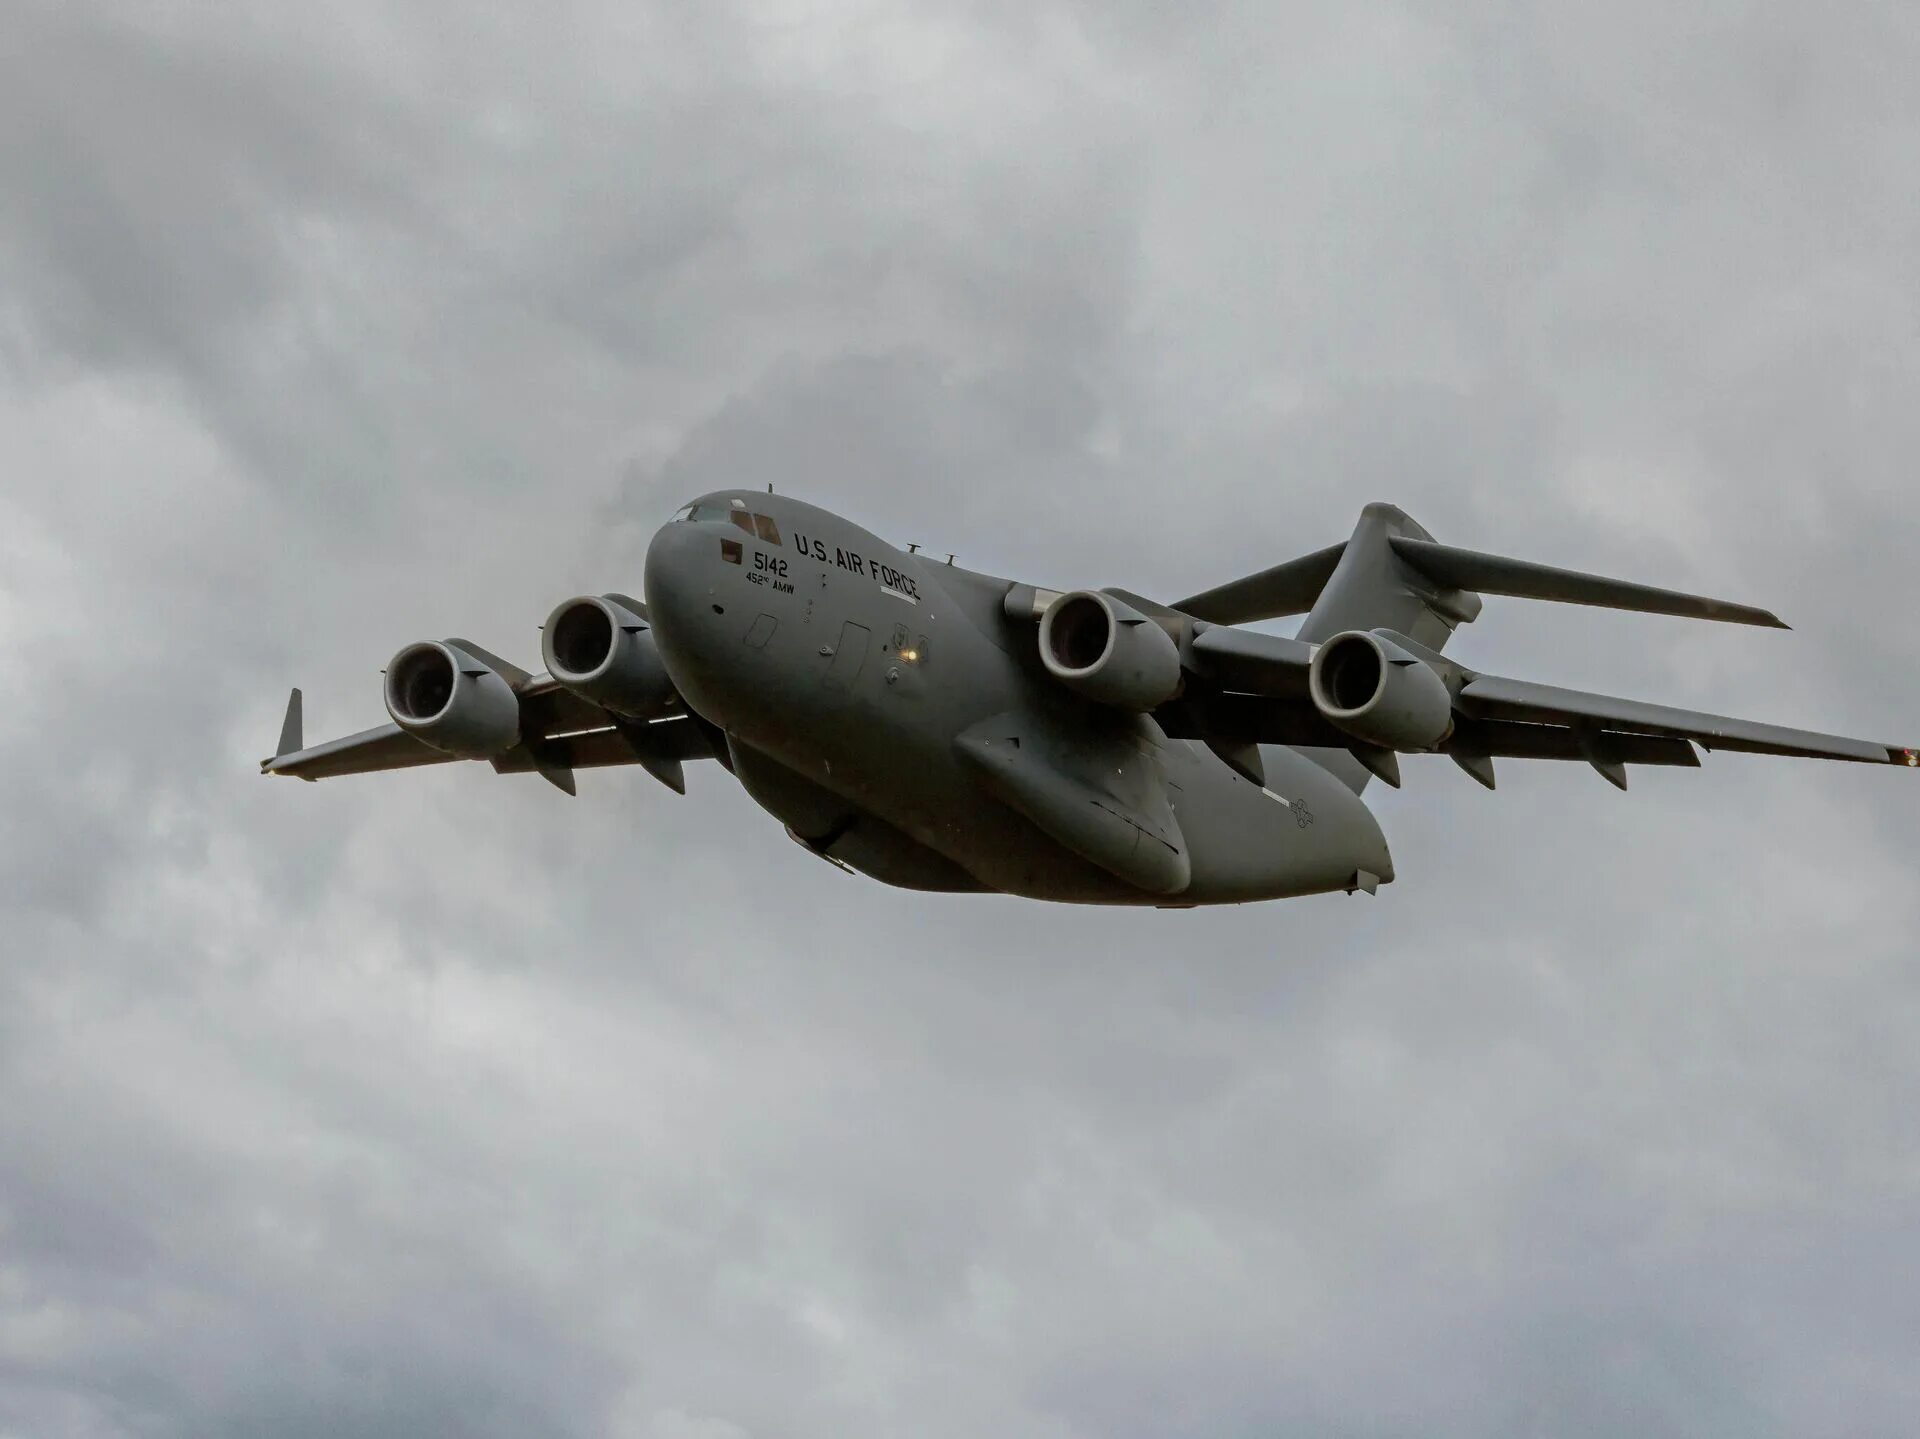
top-left (4, 3), bottom-right (1919, 1436)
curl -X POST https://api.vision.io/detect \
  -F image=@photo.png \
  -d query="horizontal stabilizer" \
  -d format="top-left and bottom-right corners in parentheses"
top-left (1174, 542), bottom-right (1347, 625)
top-left (1389, 536), bottom-right (1788, 629)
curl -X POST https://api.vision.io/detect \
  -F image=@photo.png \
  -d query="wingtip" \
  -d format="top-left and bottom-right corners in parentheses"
top-left (258, 752), bottom-right (307, 779)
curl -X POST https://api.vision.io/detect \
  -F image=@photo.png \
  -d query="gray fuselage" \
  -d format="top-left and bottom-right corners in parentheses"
top-left (643, 493), bottom-right (1393, 905)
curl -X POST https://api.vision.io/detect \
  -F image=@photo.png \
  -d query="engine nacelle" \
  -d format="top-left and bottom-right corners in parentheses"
top-left (540, 594), bottom-right (676, 719)
top-left (384, 640), bottom-right (521, 758)
top-left (1308, 629), bottom-right (1454, 751)
top-left (1038, 590), bottom-right (1183, 711)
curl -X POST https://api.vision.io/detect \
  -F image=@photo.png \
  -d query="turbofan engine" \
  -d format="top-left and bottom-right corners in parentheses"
top-left (1308, 629), bottom-right (1454, 751)
top-left (1038, 591), bottom-right (1183, 711)
top-left (384, 640), bottom-right (521, 757)
top-left (540, 593), bottom-right (676, 718)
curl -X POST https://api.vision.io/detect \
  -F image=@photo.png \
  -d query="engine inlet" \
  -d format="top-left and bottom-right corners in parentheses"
top-left (1044, 594), bottom-right (1113, 673)
top-left (547, 599), bottom-right (616, 679)
top-left (386, 643), bottom-right (456, 723)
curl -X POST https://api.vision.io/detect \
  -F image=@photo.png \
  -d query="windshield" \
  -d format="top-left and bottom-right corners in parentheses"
top-left (675, 503), bottom-right (782, 544)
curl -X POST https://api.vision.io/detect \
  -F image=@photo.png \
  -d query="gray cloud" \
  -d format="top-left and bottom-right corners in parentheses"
top-left (3, 2), bottom-right (1918, 1436)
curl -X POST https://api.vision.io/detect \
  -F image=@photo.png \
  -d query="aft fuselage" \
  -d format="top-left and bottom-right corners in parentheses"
top-left (643, 492), bottom-right (1392, 905)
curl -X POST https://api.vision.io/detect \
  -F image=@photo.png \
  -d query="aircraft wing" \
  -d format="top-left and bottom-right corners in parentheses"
top-left (261, 721), bottom-right (450, 780)
top-left (1452, 674), bottom-right (1908, 765)
top-left (261, 678), bottom-right (716, 795)
top-left (1171, 622), bottom-right (1914, 786)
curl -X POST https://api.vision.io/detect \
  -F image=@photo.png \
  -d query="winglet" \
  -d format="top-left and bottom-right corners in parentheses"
top-left (276, 689), bottom-right (303, 758)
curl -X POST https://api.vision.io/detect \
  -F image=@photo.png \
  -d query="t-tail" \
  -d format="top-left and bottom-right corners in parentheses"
top-left (1167, 503), bottom-right (1877, 796)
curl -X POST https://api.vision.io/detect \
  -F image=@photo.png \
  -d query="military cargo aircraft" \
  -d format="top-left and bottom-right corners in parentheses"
top-left (264, 495), bottom-right (1914, 905)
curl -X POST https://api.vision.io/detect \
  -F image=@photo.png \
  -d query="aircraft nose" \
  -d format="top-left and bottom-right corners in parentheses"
top-left (643, 521), bottom-right (708, 640)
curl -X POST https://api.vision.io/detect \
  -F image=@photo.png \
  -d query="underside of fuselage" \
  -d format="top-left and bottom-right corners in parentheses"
top-left (643, 491), bottom-right (1395, 906)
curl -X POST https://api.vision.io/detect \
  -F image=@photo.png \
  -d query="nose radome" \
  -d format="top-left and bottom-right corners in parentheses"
top-left (643, 521), bottom-right (707, 633)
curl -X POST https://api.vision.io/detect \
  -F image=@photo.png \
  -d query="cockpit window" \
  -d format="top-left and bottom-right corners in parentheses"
top-left (676, 504), bottom-right (785, 544)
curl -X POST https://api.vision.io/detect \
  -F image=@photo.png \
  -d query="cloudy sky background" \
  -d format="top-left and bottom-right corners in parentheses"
top-left (4, 3), bottom-right (1919, 1435)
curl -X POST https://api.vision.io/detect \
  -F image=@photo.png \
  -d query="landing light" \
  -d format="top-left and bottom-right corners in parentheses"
top-left (1907, 749), bottom-right (1918, 768)
top-left (900, 648), bottom-right (919, 662)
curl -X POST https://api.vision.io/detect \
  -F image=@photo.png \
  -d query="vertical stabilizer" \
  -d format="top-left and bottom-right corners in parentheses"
top-left (1296, 504), bottom-right (1481, 646)
top-left (1293, 504), bottom-right (1481, 792)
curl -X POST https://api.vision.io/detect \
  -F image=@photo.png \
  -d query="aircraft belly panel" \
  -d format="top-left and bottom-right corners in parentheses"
top-left (728, 740), bottom-right (986, 892)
